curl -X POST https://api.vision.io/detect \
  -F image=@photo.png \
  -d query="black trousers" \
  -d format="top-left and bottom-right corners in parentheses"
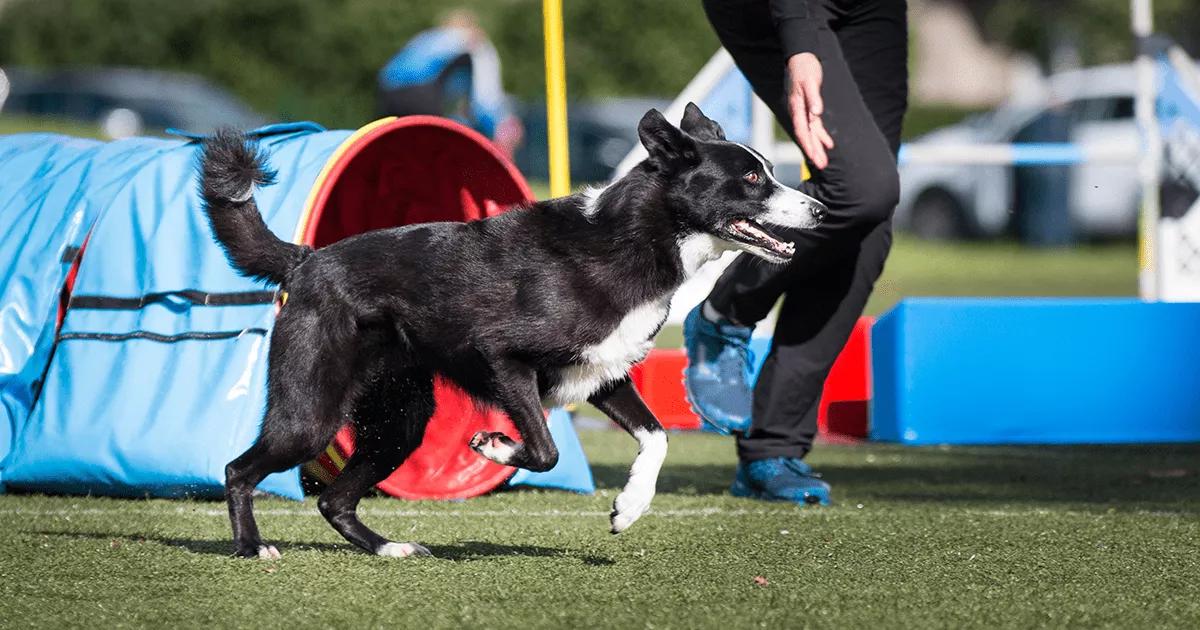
top-left (701, 0), bottom-right (908, 461)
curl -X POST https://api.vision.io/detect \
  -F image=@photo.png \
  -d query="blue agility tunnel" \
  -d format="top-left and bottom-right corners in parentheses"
top-left (0, 118), bottom-right (593, 499)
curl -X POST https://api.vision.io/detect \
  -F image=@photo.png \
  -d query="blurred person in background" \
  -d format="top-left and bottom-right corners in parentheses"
top-left (684, 0), bottom-right (908, 505)
top-left (377, 9), bottom-right (524, 157)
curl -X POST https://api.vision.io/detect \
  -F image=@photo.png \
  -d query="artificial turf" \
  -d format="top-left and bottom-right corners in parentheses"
top-left (1, 429), bottom-right (1197, 629)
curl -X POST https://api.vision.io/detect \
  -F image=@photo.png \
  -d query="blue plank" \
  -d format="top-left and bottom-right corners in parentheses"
top-left (871, 298), bottom-right (1200, 444)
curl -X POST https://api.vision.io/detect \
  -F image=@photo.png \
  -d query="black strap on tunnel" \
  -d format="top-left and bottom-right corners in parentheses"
top-left (57, 329), bottom-right (269, 344)
top-left (68, 289), bottom-right (279, 310)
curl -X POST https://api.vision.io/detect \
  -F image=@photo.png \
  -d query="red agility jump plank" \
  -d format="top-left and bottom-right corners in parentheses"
top-left (820, 317), bottom-right (873, 438)
top-left (629, 350), bottom-right (700, 430)
top-left (631, 317), bottom-right (873, 436)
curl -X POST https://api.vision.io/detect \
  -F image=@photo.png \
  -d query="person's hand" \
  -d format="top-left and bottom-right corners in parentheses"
top-left (786, 52), bottom-right (834, 170)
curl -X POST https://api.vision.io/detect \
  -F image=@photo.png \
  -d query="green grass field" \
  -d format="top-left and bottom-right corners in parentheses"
top-left (0, 115), bottom-right (108, 139)
top-left (865, 238), bottom-right (1137, 315)
top-left (2, 118), bottom-right (1177, 628)
top-left (2, 431), bottom-right (1197, 629)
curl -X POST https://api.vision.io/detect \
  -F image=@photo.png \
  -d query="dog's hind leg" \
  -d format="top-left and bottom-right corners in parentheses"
top-left (588, 377), bottom-right (667, 534)
top-left (467, 360), bottom-right (559, 472)
top-left (225, 307), bottom-right (359, 559)
top-left (225, 437), bottom-right (330, 559)
top-left (318, 361), bottom-right (435, 558)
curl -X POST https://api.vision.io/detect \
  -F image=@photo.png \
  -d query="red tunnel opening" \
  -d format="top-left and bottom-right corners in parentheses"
top-left (300, 116), bottom-right (534, 500)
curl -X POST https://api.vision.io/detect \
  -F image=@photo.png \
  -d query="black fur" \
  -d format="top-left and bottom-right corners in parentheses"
top-left (198, 129), bottom-right (309, 284)
top-left (681, 101), bottom-right (727, 142)
top-left (201, 105), bottom-right (825, 558)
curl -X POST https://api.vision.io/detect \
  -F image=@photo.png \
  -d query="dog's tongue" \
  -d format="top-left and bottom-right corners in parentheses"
top-left (733, 219), bottom-right (795, 256)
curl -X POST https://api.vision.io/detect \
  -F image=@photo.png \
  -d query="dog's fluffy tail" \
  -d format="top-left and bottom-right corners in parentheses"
top-left (198, 128), bottom-right (311, 285)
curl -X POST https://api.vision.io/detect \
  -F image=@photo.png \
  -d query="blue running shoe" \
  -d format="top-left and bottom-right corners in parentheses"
top-left (682, 303), bottom-right (754, 434)
top-left (731, 457), bottom-right (831, 506)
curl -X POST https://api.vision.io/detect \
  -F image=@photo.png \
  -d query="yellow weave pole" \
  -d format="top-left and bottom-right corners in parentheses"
top-left (542, 0), bottom-right (570, 197)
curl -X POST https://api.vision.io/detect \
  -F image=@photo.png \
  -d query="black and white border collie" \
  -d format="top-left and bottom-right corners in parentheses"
top-left (199, 103), bottom-right (825, 559)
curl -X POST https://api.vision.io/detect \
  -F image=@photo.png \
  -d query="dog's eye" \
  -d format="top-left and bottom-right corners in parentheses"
top-left (743, 171), bottom-right (761, 184)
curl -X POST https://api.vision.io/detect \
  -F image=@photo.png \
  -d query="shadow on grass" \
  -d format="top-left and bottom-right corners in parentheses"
top-left (590, 462), bottom-right (732, 496)
top-left (592, 443), bottom-right (1200, 512)
top-left (30, 530), bottom-right (348, 556)
top-left (428, 540), bottom-right (615, 565)
top-left (31, 531), bottom-right (615, 565)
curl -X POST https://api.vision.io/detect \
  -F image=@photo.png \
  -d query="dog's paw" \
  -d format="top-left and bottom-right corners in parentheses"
top-left (376, 542), bottom-right (432, 558)
top-left (468, 430), bottom-right (490, 451)
top-left (609, 485), bottom-right (655, 534)
top-left (469, 431), bottom-right (518, 465)
top-left (234, 544), bottom-right (281, 559)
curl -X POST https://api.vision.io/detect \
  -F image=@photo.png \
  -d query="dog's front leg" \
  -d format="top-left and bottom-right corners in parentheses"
top-left (469, 361), bottom-right (559, 472)
top-left (589, 377), bottom-right (667, 534)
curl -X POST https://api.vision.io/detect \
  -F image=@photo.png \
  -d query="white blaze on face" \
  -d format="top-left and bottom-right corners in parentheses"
top-left (736, 143), bottom-right (824, 230)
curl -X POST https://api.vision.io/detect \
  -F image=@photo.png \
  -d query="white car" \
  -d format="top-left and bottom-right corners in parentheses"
top-left (897, 65), bottom-right (1142, 240)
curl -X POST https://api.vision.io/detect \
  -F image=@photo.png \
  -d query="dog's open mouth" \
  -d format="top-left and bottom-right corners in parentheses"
top-left (722, 218), bottom-right (796, 262)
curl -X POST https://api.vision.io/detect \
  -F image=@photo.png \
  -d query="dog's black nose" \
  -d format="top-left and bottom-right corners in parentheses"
top-left (810, 203), bottom-right (827, 222)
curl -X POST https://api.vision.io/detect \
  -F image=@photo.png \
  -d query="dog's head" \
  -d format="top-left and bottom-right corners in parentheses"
top-left (638, 103), bottom-right (825, 264)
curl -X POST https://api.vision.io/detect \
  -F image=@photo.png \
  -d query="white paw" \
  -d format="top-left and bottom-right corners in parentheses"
top-left (610, 429), bottom-right (666, 534)
top-left (376, 542), bottom-right (432, 558)
top-left (256, 545), bottom-right (281, 560)
top-left (610, 484), bottom-right (655, 534)
top-left (469, 431), bottom-right (517, 465)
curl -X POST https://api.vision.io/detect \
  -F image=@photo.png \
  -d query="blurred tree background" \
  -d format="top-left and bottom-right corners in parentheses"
top-left (0, 0), bottom-right (719, 128)
top-left (966, 0), bottom-right (1200, 68)
top-left (0, 0), bottom-right (1197, 130)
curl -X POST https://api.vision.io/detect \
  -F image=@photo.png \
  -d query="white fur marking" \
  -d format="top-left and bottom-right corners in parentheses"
top-left (579, 184), bottom-right (608, 217)
top-left (478, 437), bottom-right (517, 465)
top-left (376, 542), bottom-right (432, 558)
top-left (611, 428), bottom-right (668, 533)
top-left (547, 299), bottom-right (669, 405)
top-left (676, 233), bottom-right (726, 277)
top-left (735, 143), bottom-right (822, 230)
top-left (763, 188), bottom-right (822, 230)
top-left (256, 544), bottom-right (281, 560)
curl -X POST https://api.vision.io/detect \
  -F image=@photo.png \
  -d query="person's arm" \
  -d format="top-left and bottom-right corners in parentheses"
top-left (769, 0), bottom-right (820, 60)
top-left (769, 0), bottom-right (834, 169)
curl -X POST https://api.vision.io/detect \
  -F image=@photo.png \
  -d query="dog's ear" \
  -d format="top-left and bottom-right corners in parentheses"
top-left (638, 108), bottom-right (697, 171)
top-left (680, 102), bottom-right (725, 142)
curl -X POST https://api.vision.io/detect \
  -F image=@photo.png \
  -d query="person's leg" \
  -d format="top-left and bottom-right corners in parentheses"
top-left (698, 0), bottom-right (805, 326)
top-left (738, 222), bottom-right (891, 461)
top-left (735, 1), bottom-right (908, 466)
top-left (703, 0), bottom-right (905, 320)
top-left (687, 0), bottom-right (907, 436)
top-left (684, 0), bottom-right (835, 435)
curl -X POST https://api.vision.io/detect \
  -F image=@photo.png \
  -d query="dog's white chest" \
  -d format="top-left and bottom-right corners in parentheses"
top-left (677, 233), bottom-right (724, 276)
top-left (547, 300), bottom-right (669, 405)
